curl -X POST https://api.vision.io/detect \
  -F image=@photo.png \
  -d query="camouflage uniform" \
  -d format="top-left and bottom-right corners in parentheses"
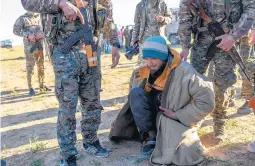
top-left (179, 0), bottom-right (255, 140)
top-left (21, 0), bottom-right (119, 160)
top-left (238, 36), bottom-right (255, 100)
top-left (209, 35), bottom-right (255, 100)
top-left (13, 12), bottom-right (45, 90)
top-left (131, 0), bottom-right (171, 64)
top-left (124, 26), bottom-right (130, 50)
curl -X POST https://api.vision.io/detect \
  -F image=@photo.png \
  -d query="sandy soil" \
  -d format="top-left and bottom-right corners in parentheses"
top-left (1, 46), bottom-right (255, 166)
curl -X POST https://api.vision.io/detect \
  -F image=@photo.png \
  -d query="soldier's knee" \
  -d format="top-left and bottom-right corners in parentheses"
top-left (129, 87), bottom-right (146, 102)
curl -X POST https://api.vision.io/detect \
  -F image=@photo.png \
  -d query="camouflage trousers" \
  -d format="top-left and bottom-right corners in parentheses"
top-left (191, 39), bottom-right (237, 135)
top-left (238, 37), bottom-right (255, 99)
top-left (207, 37), bottom-right (255, 99)
top-left (24, 47), bottom-right (44, 89)
top-left (137, 44), bottom-right (145, 66)
top-left (124, 36), bottom-right (130, 49)
top-left (52, 48), bottom-right (102, 160)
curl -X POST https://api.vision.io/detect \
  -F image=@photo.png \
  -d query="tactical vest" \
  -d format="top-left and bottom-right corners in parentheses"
top-left (22, 13), bottom-right (43, 48)
top-left (23, 14), bottom-right (42, 32)
top-left (41, 0), bottom-right (106, 57)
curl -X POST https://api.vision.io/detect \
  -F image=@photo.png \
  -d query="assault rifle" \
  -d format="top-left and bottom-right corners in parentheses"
top-left (58, 0), bottom-right (97, 66)
top-left (30, 39), bottom-right (43, 53)
top-left (183, 0), bottom-right (251, 81)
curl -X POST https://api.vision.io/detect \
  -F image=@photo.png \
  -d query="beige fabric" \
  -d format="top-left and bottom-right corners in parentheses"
top-left (151, 114), bottom-right (204, 165)
top-left (150, 61), bottom-right (215, 166)
top-left (109, 50), bottom-right (215, 165)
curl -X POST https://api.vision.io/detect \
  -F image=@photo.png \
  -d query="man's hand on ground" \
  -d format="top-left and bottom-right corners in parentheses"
top-left (58, 0), bottom-right (84, 24)
top-left (216, 34), bottom-right (236, 52)
top-left (248, 29), bottom-right (255, 45)
top-left (111, 46), bottom-right (120, 68)
top-left (159, 106), bottom-right (177, 120)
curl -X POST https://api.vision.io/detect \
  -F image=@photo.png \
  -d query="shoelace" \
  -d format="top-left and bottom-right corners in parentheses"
top-left (85, 145), bottom-right (98, 154)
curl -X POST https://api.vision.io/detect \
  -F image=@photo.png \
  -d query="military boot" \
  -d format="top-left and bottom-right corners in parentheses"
top-left (29, 88), bottom-right (35, 96)
top-left (60, 156), bottom-right (77, 166)
top-left (83, 140), bottom-right (109, 157)
top-left (213, 122), bottom-right (226, 144)
top-left (237, 100), bottom-right (252, 115)
top-left (40, 85), bottom-right (52, 92)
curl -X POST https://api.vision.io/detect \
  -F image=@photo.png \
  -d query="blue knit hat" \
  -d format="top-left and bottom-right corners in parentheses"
top-left (142, 36), bottom-right (169, 60)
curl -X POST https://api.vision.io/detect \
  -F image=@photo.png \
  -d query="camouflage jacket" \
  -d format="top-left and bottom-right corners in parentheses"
top-left (131, 0), bottom-right (172, 44)
top-left (178, 0), bottom-right (255, 49)
top-left (21, 0), bottom-right (119, 48)
top-left (13, 12), bottom-right (43, 47)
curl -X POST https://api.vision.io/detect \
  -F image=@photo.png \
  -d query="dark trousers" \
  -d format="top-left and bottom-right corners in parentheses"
top-left (129, 87), bottom-right (160, 140)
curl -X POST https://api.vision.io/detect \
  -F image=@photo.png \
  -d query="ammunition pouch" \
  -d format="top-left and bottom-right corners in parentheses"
top-left (42, 13), bottom-right (62, 57)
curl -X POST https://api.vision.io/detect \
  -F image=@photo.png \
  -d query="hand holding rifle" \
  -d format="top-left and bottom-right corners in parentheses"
top-left (58, 0), bottom-right (84, 24)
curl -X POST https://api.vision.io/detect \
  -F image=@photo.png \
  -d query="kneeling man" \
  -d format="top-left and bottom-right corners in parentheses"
top-left (109, 36), bottom-right (215, 165)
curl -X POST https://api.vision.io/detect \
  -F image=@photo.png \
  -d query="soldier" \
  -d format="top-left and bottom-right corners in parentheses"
top-left (237, 30), bottom-right (255, 114)
top-left (21, 0), bottom-right (120, 165)
top-left (178, 0), bottom-right (255, 143)
top-left (13, 12), bottom-right (51, 96)
top-left (130, 0), bottom-right (171, 65)
top-left (124, 26), bottom-right (130, 51)
top-left (207, 33), bottom-right (255, 112)
top-left (247, 27), bottom-right (255, 153)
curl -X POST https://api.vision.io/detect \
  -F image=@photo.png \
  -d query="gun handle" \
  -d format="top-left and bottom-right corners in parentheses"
top-left (206, 40), bottom-right (220, 61)
top-left (208, 21), bottom-right (225, 37)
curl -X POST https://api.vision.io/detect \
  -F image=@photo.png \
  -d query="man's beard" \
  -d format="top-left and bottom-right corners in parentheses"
top-left (150, 61), bottom-right (166, 75)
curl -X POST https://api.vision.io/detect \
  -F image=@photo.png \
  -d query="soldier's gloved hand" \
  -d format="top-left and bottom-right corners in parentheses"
top-left (180, 48), bottom-right (189, 61)
top-left (248, 29), bottom-right (255, 45)
top-left (59, 0), bottom-right (84, 24)
top-left (216, 34), bottom-right (236, 52)
top-left (156, 16), bottom-right (165, 23)
top-left (35, 33), bottom-right (44, 40)
top-left (28, 34), bottom-right (36, 42)
top-left (111, 46), bottom-right (120, 68)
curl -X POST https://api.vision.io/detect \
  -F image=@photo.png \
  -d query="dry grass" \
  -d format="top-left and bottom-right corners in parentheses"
top-left (1, 46), bottom-right (255, 166)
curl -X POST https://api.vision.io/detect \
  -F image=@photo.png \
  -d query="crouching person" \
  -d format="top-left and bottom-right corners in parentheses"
top-left (109, 36), bottom-right (215, 165)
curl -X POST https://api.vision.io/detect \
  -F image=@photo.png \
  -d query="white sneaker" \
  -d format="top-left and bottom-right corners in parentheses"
top-left (247, 140), bottom-right (255, 153)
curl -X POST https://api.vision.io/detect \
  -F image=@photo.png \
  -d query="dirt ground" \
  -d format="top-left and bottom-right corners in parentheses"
top-left (1, 46), bottom-right (255, 166)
